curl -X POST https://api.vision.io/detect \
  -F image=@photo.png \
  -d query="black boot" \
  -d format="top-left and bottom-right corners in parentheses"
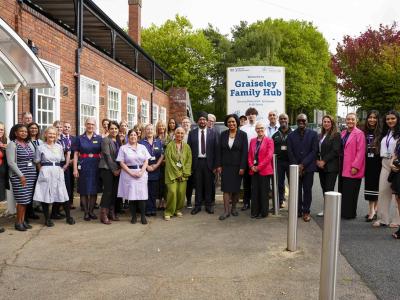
top-left (139, 201), bottom-right (147, 225)
top-left (63, 202), bottom-right (75, 225)
top-left (129, 202), bottom-right (137, 224)
top-left (42, 203), bottom-right (54, 227)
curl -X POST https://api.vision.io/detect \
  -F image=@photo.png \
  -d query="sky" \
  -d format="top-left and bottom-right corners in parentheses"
top-left (93, 0), bottom-right (400, 52)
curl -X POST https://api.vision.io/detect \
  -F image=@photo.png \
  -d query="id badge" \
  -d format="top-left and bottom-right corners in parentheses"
top-left (27, 162), bottom-right (33, 167)
top-left (281, 145), bottom-right (287, 151)
top-left (368, 153), bottom-right (374, 158)
top-left (150, 156), bottom-right (156, 161)
top-left (176, 162), bottom-right (182, 168)
top-left (93, 140), bottom-right (98, 144)
top-left (77, 165), bottom-right (81, 170)
top-left (253, 160), bottom-right (257, 165)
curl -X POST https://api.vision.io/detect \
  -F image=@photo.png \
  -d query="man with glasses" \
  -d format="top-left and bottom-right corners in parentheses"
top-left (272, 113), bottom-right (292, 208)
top-left (267, 111), bottom-right (279, 138)
top-left (287, 114), bottom-right (318, 222)
top-left (207, 114), bottom-right (216, 129)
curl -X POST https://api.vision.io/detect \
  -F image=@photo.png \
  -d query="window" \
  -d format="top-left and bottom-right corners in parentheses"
top-left (140, 99), bottom-right (149, 124)
top-left (127, 93), bottom-right (138, 128)
top-left (160, 106), bottom-right (167, 123)
top-left (152, 104), bottom-right (159, 125)
top-left (107, 87), bottom-right (121, 122)
top-left (36, 60), bottom-right (60, 130)
top-left (80, 76), bottom-right (99, 134)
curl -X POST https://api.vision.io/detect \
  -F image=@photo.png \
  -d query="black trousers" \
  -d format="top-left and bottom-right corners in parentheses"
top-left (298, 172), bottom-right (314, 214)
top-left (186, 175), bottom-right (194, 205)
top-left (65, 165), bottom-right (75, 205)
top-left (146, 180), bottom-right (159, 214)
top-left (319, 171), bottom-right (338, 194)
top-left (277, 160), bottom-right (290, 203)
top-left (243, 167), bottom-right (252, 206)
top-left (339, 176), bottom-right (361, 219)
top-left (251, 173), bottom-right (269, 217)
top-left (99, 169), bottom-right (119, 210)
top-left (194, 159), bottom-right (213, 209)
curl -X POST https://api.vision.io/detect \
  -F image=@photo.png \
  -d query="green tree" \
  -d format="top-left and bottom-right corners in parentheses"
top-left (332, 24), bottom-right (400, 112)
top-left (141, 15), bottom-right (218, 114)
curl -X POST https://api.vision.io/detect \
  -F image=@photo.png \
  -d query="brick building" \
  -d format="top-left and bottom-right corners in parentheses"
top-left (0, 0), bottom-right (190, 134)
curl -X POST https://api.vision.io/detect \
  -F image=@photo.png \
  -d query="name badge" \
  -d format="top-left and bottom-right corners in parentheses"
top-left (253, 160), bottom-right (257, 165)
top-left (27, 162), bottom-right (33, 167)
top-left (93, 141), bottom-right (98, 144)
top-left (150, 156), bottom-right (156, 161)
top-left (281, 145), bottom-right (287, 151)
top-left (176, 162), bottom-right (182, 168)
top-left (368, 153), bottom-right (374, 158)
top-left (77, 165), bottom-right (81, 170)
top-left (154, 147), bottom-right (159, 150)
top-left (386, 152), bottom-right (392, 159)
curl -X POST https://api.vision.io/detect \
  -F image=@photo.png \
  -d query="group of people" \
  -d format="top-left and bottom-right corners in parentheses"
top-left (0, 108), bottom-right (400, 240)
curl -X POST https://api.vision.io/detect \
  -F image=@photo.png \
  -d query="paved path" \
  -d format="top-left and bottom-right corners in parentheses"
top-left (0, 196), bottom-right (375, 299)
top-left (311, 175), bottom-right (400, 300)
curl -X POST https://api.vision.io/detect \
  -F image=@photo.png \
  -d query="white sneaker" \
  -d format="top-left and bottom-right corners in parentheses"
top-left (317, 212), bottom-right (324, 217)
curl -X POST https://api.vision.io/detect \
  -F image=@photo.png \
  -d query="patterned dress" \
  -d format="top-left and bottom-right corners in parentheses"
top-left (9, 143), bottom-right (37, 205)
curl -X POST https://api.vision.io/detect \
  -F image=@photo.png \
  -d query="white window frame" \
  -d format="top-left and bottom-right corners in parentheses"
top-left (140, 99), bottom-right (149, 124)
top-left (35, 59), bottom-right (60, 129)
top-left (107, 86), bottom-right (121, 122)
top-left (127, 93), bottom-right (138, 128)
top-left (79, 75), bottom-right (99, 134)
top-left (0, 93), bottom-right (18, 130)
top-left (160, 106), bottom-right (167, 123)
top-left (152, 103), bottom-right (159, 125)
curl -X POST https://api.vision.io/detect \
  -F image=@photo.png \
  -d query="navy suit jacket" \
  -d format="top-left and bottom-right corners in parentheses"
top-left (287, 128), bottom-right (318, 173)
top-left (187, 127), bottom-right (220, 171)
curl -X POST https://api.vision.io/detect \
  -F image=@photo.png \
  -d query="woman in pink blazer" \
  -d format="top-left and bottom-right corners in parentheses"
top-left (340, 112), bottom-right (366, 219)
top-left (248, 122), bottom-right (274, 218)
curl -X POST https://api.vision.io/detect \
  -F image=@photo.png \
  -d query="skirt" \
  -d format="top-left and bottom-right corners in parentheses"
top-left (364, 155), bottom-right (381, 201)
top-left (10, 163), bottom-right (37, 205)
top-left (33, 166), bottom-right (69, 203)
top-left (221, 165), bottom-right (243, 193)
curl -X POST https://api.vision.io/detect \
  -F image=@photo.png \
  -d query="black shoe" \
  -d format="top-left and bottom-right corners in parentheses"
top-left (0, 227), bottom-right (4, 233)
top-left (241, 204), bottom-right (249, 211)
top-left (45, 219), bottom-right (54, 227)
top-left (141, 216), bottom-right (148, 225)
top-left (27, 213), bottom-right (40, 220)
top-left (145, 213), bottom-right (152, 217)
top-left (131, 217), bottom-right (137, 224)
top-left (89, 212), bottom-right (97, 220)
top-left (206, 208), bottom-right (214, 214)
top-left (23, 221), bottom-right (32, 229)
top-left (84, 213), bottom-right (91, 221)
top-left (231, 209), bottom-right (239, 217)
top-left (15, 223), bottom-right (27, 231)
top-left (191, 207), bottom-right (201, 215)
top-left (50, 213), bottom-right (63, 220)
top-left (66, 217), bottom-right (75, 225)
top-left (219, 214), bottom-right (230, 221)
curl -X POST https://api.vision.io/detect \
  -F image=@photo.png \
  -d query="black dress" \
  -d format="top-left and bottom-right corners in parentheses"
top-left (220, 130), bottom-right (248, 193)
top-left (364, 130), bottom-right (382, 201)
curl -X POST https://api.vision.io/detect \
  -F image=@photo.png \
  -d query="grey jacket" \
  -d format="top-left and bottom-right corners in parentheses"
top-left (98, 136), bottom-right (120, 172)
top-left (6, 141), bottom-right (36, 177)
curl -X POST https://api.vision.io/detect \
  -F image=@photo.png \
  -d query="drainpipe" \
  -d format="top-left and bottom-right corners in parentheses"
top-left (75, 0), bottom-right (83, 135)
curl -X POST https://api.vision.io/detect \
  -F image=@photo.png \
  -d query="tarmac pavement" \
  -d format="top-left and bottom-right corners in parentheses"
top-left (0, 195), bottom-right (376, 300)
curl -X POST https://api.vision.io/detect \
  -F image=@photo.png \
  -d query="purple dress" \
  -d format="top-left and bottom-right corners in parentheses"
top-left (116, 143), bottom-right (151, 200)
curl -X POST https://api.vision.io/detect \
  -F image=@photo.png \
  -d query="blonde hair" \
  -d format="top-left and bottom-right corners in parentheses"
top-left (43, 126), bottom-right (57, 142)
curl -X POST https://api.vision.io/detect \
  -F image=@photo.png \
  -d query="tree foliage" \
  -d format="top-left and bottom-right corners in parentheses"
top-left (141, 15), bottom-right (218, 113)
top-left (332, 23), bottom-right (400, 112)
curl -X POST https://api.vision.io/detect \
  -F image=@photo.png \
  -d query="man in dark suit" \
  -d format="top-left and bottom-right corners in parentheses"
top-left (287, 114), bottom-right (318, 222)
top-left (188, 111), bottom-right (220, 214)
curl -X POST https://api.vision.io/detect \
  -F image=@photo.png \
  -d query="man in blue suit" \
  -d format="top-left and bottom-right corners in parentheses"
top-left (287, 114), bottom-right (318, 222)
top-left (188, 111), bottom-right (220, 214)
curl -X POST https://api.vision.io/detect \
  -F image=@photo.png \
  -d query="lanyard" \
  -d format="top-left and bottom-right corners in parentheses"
top-left (255, 137), bottom-right (264, 156)
top-left (342, 131), bottom-right (350, 146)
top-left (386, 132), bottom-right (393, 151)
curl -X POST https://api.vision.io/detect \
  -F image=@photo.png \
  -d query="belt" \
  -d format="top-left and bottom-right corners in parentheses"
top-left (80, 153), bottom-right (100, 158)
top-left (128, 165), bottom-right (143, 169)
top-left (41, 162), bottom-right (61, 167)
top-left (198, 157), bottom-right (207, 159)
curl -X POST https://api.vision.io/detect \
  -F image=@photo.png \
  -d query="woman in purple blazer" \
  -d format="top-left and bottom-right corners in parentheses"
top-left (340, 112), bottom-right (366, 219)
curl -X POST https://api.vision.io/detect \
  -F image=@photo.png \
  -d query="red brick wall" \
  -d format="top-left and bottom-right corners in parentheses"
top-left (0, 0), bottom-right (170, 133)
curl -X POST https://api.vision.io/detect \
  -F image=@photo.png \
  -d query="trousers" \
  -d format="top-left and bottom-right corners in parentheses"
top-left (165, 181), bottom-right (187, 217)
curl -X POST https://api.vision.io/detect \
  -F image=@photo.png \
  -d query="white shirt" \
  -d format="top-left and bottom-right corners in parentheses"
top-left (228, 137), bottom-right (235, 149)
top-left (380, 131), bottom-right (398, 158)
top-left (198, 128), bottom-right (207, 158)
top-left (241, 123), bottom-right (257, 149)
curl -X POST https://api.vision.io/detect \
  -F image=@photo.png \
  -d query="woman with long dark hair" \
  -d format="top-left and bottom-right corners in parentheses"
top-left (373, 110), bottom-right (400, 227)
top-left (167, 118), bottom-right (177, 141)
top-left (316, 115), bottom-right (341, 217)
top-left (363, 110), bottom-right (382, 221)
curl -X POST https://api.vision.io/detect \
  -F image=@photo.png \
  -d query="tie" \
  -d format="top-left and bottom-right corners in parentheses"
top-left (201, 129), bottom-right (205, 155)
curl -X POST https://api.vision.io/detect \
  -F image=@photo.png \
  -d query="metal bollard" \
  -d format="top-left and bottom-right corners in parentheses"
top-left (287, 164), bottom-right (299, 252)
top-left (272, 154), bottom-right (279, 216)
top-left (319, 192), bottom-right (342, 300)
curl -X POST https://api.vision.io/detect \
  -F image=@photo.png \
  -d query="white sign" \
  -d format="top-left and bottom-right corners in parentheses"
top-left (227, 66), bottom-right (285, 124)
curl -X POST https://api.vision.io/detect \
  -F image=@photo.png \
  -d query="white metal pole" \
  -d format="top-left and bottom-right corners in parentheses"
top-left (273, 154), bottom-right (279, 215)
top-left (287, 164), bottom-right (299, 252)
top-left (319, 191), bottom-right (342, 300)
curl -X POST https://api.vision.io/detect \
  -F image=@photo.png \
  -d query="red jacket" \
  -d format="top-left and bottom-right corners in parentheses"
top-left (248, 136), bottom-right (274, 176)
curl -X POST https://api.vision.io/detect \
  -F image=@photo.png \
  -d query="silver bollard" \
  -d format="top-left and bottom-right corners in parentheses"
top-left (272, 154), bottom-right (279, 216)
top-left (319, 192), bottom-right (342, 300)
top-left (287, 164), bottom-right (299, 252)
